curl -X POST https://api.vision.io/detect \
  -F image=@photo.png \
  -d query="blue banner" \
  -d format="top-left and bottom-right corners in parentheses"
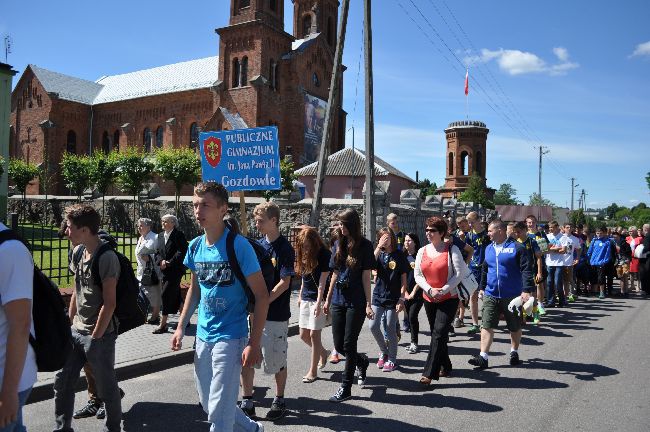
top-left (199, 126), bottom-right (281, 192)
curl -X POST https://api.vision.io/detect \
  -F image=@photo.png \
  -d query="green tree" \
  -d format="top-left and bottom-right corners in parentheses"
top-left (115, 148), bottom-right (155, 232)
top-left (459, 174), bottom-right (494, 209)
top-left (528, 193), bottom-right (555, 207)
top-left (60, 153), bottom-right (93, 201)
top-left (416, 179), bottom-right (438, 199)
top-left (8, 158), bottom-right (40, 200)
top-left (263, 158), bottom-right (298, 201)
top-left (90, 151), bottom-right (120, 220)
top-left (569, 208), bottom-right (587, 227)
top-left (604, 203), bottom-right (620, 220)
top-left (646, 172), bottom-right (650, 192)
top-left (0, 155), bottom-right (5, 177)
top-left (493, 183), bottom-right (521, 205)
top-left (154, 148), bottom-right (201, 212)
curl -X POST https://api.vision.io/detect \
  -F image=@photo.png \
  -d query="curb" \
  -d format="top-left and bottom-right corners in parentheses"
top-left (27, 321), bottom-right (301, 405)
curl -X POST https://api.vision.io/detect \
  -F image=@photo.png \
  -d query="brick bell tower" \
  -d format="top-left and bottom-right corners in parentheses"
top-left (293, 0), bottom-right (339, 48)
top-left (437, 120), bottom-right (490, 199)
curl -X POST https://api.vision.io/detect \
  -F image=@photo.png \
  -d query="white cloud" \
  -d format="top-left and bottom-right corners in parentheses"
top-left (630, 40), bottom-right (650, 58)
top-left (464, 47), bottom-right (578, 76)
top-left (630, 199), bottom-right (640, 203)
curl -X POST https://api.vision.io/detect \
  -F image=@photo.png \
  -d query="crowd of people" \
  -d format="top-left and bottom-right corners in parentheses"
top-left (1, 181), bottom-right (650, 431)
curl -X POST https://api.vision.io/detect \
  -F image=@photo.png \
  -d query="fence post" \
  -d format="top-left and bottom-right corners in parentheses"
top-left (9, 212), bottom-right (18, 231)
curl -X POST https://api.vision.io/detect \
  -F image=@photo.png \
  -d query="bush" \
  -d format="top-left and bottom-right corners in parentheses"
top-left (115, 147), bottom-right (154, 198)
top-left (0, 155), bottom-right (5, 178)
top-left (154, 148), bottom-right (201, 212)
top-left (60, 153), bottom-right (93, 201)
top-left (8, 158), bottom-right (40, 198)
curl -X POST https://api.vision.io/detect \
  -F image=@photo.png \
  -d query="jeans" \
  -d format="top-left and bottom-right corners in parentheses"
top-left (0, 388), bottom-right (31, 432)
top-left (368, 305), bottom-right (398, 362)
top-left (422, 298), bottom-right (458, 379)
top-left (194, 338), bottom-right (260, 432)
top-left (405, 299), bottom-right (424, 344)
top-left (547, 266), bottom-right (565, 304)
top-left (54, 329), bottom-right (121, 432)
top-left (330, 304), bottom-right (367, 389)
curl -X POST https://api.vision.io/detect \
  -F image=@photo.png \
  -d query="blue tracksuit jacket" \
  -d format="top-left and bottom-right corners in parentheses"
top-left (479, 237), bottom-right (534, 298)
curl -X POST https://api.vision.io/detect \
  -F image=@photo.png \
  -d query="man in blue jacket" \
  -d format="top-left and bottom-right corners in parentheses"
top-left (468, 220), bottom-right (534, 369)
top-left (587, 225), bottom-right (614, 299)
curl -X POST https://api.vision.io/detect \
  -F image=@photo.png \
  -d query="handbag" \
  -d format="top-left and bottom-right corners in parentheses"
top-left (634, 244), bottom-right (645, 259)
top-left (141, 258), bottom-right (159, 286)
top-left (448, 246), bottom-right (479, 302)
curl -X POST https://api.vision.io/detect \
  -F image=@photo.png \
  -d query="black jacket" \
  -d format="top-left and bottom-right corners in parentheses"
top-left (155, 228), bottom-right (188, 278)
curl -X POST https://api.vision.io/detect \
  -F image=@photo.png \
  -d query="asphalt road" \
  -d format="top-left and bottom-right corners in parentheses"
top-left (24, 293), bottom-right (650, 432)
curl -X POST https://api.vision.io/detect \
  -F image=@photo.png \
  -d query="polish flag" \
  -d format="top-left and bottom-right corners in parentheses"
top-left (464, 69), bottom-right (469, 96)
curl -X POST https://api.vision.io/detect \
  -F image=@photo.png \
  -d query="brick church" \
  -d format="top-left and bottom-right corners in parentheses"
top-left (9, 0), bottom-right (346, 195)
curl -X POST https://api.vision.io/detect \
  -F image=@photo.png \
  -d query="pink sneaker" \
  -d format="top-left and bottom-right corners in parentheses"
top-left (382, 360), bottom-right (397, 372)
top-left (376, 354), bottom-right (387, 369)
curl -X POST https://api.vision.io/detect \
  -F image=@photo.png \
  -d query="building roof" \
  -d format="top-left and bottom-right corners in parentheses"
top-left (283, 33), bottom-right (321, 60)
top-left (295, 147), bottom-right (415, 182)
top-left (495, 205), bottom-right (553, 223)
top-left (28, 56), bottom-right (219, 105)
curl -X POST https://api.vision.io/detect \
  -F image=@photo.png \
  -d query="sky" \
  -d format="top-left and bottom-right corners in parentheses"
top-left (3, 0), bottom-right (649, 209)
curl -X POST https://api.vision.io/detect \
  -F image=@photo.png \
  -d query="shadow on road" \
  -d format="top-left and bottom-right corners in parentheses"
top-left (123, 402), bottom-right (207, 431)
top-left (525, 358), bottom-right (619, 381)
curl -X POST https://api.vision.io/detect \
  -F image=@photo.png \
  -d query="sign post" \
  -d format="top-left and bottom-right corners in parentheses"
top-left (199, 126), bottom-right (281, 234)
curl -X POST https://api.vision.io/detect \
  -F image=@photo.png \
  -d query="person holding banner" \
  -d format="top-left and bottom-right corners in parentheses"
top-left (172, 182), bottom-right (268, 432)
top-left (324, 209), bottom-right (375, 402)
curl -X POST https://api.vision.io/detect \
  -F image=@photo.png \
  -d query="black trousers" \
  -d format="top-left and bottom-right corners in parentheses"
top-left (161, 273), bottom-right (183, 316)
top-left (331, 304), bottom-right (367, 389)
top-left (640, 259), bottom-right (650, 294)
top-left (405, 298), bottom-right (424, 344)
top-left (422, 298), bottom-right (459, 380)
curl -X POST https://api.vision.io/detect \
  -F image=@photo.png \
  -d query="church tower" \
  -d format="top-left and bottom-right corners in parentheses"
top-left (437, 120), bottom-right (490, 199)
top-left (293, 0), bottom-right (339, 48)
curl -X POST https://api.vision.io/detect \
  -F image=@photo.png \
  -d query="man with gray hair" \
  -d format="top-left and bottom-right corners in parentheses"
top-left (468, 220), bottom-right (534, 369)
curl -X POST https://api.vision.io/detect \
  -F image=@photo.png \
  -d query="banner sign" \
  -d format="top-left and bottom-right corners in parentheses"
top-left (199, 126), bottom-right (281, 192)
top-left (303, 93), bottom-right (327, 164)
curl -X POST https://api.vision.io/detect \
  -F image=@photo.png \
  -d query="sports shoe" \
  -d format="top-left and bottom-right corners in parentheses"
top-left (467, 324), bottom-right (481, 335)
top-left (406, 343), bottom-right (419, 354)
top-left (265, 398), bottom-right (287, 421)
top-left (452, 317), bottom-right (464, 328)
top-left (468, 355), bottom-right (488, 369)
top-left (598, 292), bottom-right (606, 299)
top-left (357, 354), bottom-right (369, 387)
top-left (329, 386), bottom-right (352, 402)
top-left (376, 353), bottom-right (387, 369)
top-left (448, 325), bottom-right (456, 336)
top-left (567, 294), bottom-right (576, 302)
top-left (96, 388), bottom-right (125, 419)
top-left (509, 351), bottom-right (522, 366)
top-left (328, 351), bottom-right (342, 364)
top-left (238, 399), bottom-right (256, 418)
top-left (382, 360), bottom-right (397, 372)
top-left (532, 310), bottom-right (540, 325)
top-left (73, 400), bottom-right (101, 419)
top-left (537, 304), bottom-right (547, 316)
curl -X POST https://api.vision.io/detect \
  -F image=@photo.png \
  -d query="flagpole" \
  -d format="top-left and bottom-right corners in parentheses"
top-left (464, 68), bottom-right (469, 120)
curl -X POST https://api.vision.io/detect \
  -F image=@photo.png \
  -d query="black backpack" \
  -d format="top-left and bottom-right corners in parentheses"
top-left (0, 230), bottom-right (73, 372)
top-left (190, 227), bottom-right (276, 312)
top-left (73, 241), bottom-right (149, 334)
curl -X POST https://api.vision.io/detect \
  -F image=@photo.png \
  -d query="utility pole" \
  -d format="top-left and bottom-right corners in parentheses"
top-left (538, 146), bottom-right (549, 201)
top-left (309, 0), bottom-right (350, 228)
top-left (570, 177), bottom-right (577, 212)
top-left (364, 0), bottom-right (376, 242)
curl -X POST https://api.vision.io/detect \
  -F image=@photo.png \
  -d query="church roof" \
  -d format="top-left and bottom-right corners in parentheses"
top-left (28, 56), bottom-right (219, 105)
top-left (283, 33), bottom-right (321, 60)
top-left (295, 147), bottom-right (415, 182)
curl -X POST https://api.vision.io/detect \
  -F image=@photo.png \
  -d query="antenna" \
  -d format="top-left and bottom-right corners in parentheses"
top-left (4, 35), bottom-right (11, 63)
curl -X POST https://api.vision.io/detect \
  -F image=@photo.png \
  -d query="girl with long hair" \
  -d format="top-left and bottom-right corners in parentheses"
top-left (324, 209), bottom-right (375, 402)
top-left (403, 233), bottom-right (423, 354)
top-left (367, 228), bottom-right (410, 372)
top-left (296, 226), bottom-right (332, 383)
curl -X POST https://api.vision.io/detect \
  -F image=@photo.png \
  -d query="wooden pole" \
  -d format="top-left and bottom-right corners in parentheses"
top-left (308, 0), bottom-right (351, 228)
top-left (239, 192), bottom-right (248, 236)
top-left (364, 0), bottom-right (376, 243)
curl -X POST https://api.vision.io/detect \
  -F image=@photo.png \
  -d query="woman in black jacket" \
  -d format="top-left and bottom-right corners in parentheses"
top-left (154, 214), bottom-right (188, 334)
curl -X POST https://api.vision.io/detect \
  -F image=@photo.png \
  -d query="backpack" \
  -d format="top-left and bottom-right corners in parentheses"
top-left (0, 230), bottom-right (73, 372)
top-left (73, 241), bottom-right (149, 334)
top-left (190, 225), bottom-right (276, 312)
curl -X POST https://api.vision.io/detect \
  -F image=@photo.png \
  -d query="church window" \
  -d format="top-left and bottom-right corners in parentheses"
top-left (302, 15), bottom-right (312, 37)
top-left (190, 122), bottom-right (199, 149)
top-left (143, 127), bottom-right (152, 152)
top-left (448, 152), bottom-right (454, 176)
top-left (240, 56), bottom-right (248, 86)
top-left (461, 151), bottom-right (469, 176)
top-left (66, 130), bottom-right (77, 154)
top-left (113, 130), bottom-right (120, 152)
top-left (102, 131), bottom-right (110, 153)
top-left (232, 58), bottom-right (240, 88)
top-left (156, 126), bottom-right (164, 148)
top-left (270, 59), bottom-right (278, 90)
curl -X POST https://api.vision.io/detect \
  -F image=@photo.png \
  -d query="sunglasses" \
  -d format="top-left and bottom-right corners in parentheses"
top-left (425, 228), bottom-right (438, 233)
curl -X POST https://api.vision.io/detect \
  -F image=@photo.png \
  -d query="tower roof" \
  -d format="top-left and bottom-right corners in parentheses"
top-left (445, 120), bottom-right (487, 131)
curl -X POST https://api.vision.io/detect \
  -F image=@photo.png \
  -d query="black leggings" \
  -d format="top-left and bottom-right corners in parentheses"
top-left (331, 304), bottom-right (367, 389)
top-left (422, 298), bottom-right (459, 380)
top-left (405, 299), bottom-right (424, 344)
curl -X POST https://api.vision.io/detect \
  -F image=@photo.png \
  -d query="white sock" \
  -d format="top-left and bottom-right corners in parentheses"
top-left (511, 348), bottom-right (518, 354)
top-left (479, 352), bottom-right (488, 360)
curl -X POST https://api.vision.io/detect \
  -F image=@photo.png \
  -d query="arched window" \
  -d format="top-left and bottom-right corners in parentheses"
top-left (327, 16), bottom-right (334, 46)
top-left (155, 126), bottom-right (164, 149)
top-left (240, 56), bottom-right (248, 87)
top-left (102, 131), bottom-right (110, 153)
top-left (302, 15), bottom-right (312, 37)
top-left (113, 130), bottom-right (120, 152)
top-left (461, 151), bottom-right (469, 176)
top-left (269, 0), bottom-right (277, 11)
top-left (448, 152), bottom-right (454, 176)
top-left (239, 0), bottom-right (250, 8)
top-left (232, 58), bottom-right (240, 88)
top-left (190, 122), bottom-right (199, 149)
top-left (475, 151), bottom-right (482, 176)
top-left (270, 59), bottom-right (278, 90)
top-left (143, 127), bottom-right (152, 152)
top-left (66, 130), bottom-right (77, 154)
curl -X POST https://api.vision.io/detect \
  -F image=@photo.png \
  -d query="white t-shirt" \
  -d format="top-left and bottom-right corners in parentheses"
top-left (545, 232), bottom-right (572, 267)
top-left (562, 234), bottom-right (581, 266)
top-left (0, 223), bottom-right (38, 392)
